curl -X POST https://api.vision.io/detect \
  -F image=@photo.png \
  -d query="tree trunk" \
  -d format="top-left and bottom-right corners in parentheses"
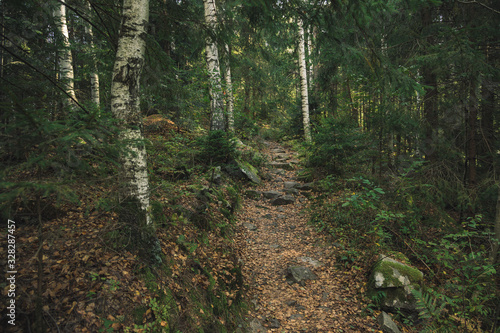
top-left (53, 1), bottom-right (77, 106)
top-left (298, 18), bottom-right (311, 142)
top-left (479, 45), bottom-right (495, 170)
top-left (421, 5), bottom-right (438, 161)
top-left (224, 44), bottom-right (235, 132)
top-left (111, 0), bottom-right (151, 224)
top-left (86, 1), bottom-right (100, 106)
top-left (466, 79), bottom-right (478, 188)
top-left (111, 0), bottom-right (162, 264)
top-left (490, 183), bottom-right (500, 266)
top-left (203, 0), bottom-right (225, 131)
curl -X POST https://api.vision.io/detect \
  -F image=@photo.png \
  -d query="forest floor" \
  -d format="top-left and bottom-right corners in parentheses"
top-left (235, 142), bottom-right (381, 333)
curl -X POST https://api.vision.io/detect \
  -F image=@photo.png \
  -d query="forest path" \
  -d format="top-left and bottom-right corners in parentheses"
top-left (235, 141), bottom-right (378, 333)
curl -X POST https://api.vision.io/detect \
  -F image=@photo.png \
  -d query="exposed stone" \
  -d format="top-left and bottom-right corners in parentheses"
top-left (243, 223), bottom-right (258, 231)
top-left (271, 195), bottom-right (295, 206)
top-left (295, 183), bottom-right (313, 191)
top-left (286, 266), bottom-right (317, 285)
top-left (224, 159), bottom-right (261, 184)
top-left (239, 161), bottom-right (261, 184)
top-left (289, 314), bottom-right (304, 320)
top-left (284, 181), bottom-right (300, 189)
top-left (275, 153), bottom-right (288, 159)
top-left (272, 168), bottom-right (286, 176)
top-left (248, 318), bottom-right (267, 333)
top-left (263, 191), bottom-right (281, 199)
top-left (245, 190), bottom-right (261, 200)
top-left (212, 166), bottom-right (222, 184)
top-left (269, 161), bottom-right (294, 170)
top-left (369, 254), bottom-right (424, 313)
top-left (283, 188), bottom-right (299, 195)
top-left (377, 312), bottom-right (401, 333)
top-left (298, 256), bottom-right (323, 268)
top-left (265, 318), bottom-right (280, 329)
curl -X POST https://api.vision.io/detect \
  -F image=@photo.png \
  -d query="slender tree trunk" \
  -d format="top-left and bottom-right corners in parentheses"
top-left (307, 26), bottom-right (314, 85)
top-left (86, 1), bottom-right (100, 106)
top-left (421, 5), bottom-right (438, 161)
top-left (479, 45), bottom-right (495, 170)
top-left (346, 78), bottom-right (358, 124)
top-left (53, 1), bottom-right (77, 106)
top-left (224, 44), bottom-right (234, 132)
top-left (298, 18), bottom-right (311, 142)
top-left (203, 0), bottom-right (225, 131)
top-left (111, 0), bottom-right (151, 224)
top-left (111, 0), bottom-right (162, 264)
top-left (490, 183), bottom-right (500, 266)
top-left (466, 79), bottom-right (478, 188)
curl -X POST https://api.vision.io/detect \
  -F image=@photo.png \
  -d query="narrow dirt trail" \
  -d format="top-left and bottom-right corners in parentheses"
top-left (235, 142), bottom-right (378, 333)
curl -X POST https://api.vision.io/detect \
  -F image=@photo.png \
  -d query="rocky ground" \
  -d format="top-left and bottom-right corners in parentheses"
top-left (235, 142), bottom-right (380, 333)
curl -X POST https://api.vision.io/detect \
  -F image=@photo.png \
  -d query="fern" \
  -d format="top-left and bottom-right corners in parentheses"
top-left (412, 288), bottom-right (451, 331)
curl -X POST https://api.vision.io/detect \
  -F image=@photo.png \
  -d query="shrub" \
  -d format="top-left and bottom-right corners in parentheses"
top-left (308, 116), bottom-right (372, 175)
top-left (196, 130), bottom-right (238, 166)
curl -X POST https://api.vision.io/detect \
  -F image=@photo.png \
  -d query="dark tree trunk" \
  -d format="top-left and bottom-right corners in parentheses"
top-left (421, 5), bottom-right (438, 162)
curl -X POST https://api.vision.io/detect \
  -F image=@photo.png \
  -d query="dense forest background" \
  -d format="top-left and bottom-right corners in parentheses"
top-left (1, 0), bottom-right (499, 332)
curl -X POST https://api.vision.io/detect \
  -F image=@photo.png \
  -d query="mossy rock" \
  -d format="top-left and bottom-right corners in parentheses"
top-left (368, 254), bottom-right (424, 313)
top-left (372, 255), bottom-right (423, 288)
top-left (237, 160), bottom-right (261, 184)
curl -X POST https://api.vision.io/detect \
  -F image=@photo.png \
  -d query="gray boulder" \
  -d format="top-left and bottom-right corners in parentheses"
top-left (377, 312), bottom-right (401, 333)
top-left (271, 195), bottom-right (295, 206)
top-left (283, 188), bottom-right (299, 195)
top-left (284, 181), bottom-right (300, 189)
top-left (286, 266), bottom-right (317, 285)
top-left (225, 159), bottom-right (261, 184)
top-left (269, 161), bottom-right (294, 170)
top-left (369, 254), bottom-right (424, 313)
top-left (248, 318), bottom-right (267, 333)
top-left (243, 223), bottom-right (258, 231)
top-left (245, 190), bottom-right (261, 200)
top-left (295, 183), bottom-right (313, 191)
top-left (263, 191), bottom-right (281, 199)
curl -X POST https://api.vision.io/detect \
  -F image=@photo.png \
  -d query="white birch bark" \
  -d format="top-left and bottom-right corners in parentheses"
top-left (298, 18), bottom-right (311, 142)
top-left (53, 1), bottom-right (77, 105)
top-left (111, 0), bottom-right (151, 225)
top-left (203, 0), bottom-right (225, 131)
top-left (224, 44), bottom-right (235, 132)
top-left (307, 26), bottom-right (314, 84)
top-left (86, 1), bottom-right (100, 106)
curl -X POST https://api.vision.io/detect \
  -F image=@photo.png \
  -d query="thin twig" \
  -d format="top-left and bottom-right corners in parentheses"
top-left (457, 0), bottom-right (500, 14)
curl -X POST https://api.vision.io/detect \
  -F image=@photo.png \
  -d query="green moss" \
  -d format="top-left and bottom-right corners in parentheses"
top-left (238, 160), bottom-right (261, 184)
top-left (373, 259), bottom-right (423, 288)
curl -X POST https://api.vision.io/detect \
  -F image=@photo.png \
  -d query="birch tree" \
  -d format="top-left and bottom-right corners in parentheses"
top-left (86, 0), bottom-right (100, 106)
top-left (224, 43), bottom-right (234, 132)
top-left (298, 18), bottom-right (311, 142)
top-left (203, 0), bottom-right (225, 131)
top-left (110, 0), bottom-right (157, 256)
top-left (53, 1), bottom-right (77, 105)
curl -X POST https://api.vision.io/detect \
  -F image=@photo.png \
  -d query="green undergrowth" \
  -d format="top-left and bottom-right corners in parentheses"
top-left (308, 170), bottom-right (499, 331)
top-left (113, 130), bottom-right (256, 332)
top-left (311, 172), bottom-right (500, 332)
